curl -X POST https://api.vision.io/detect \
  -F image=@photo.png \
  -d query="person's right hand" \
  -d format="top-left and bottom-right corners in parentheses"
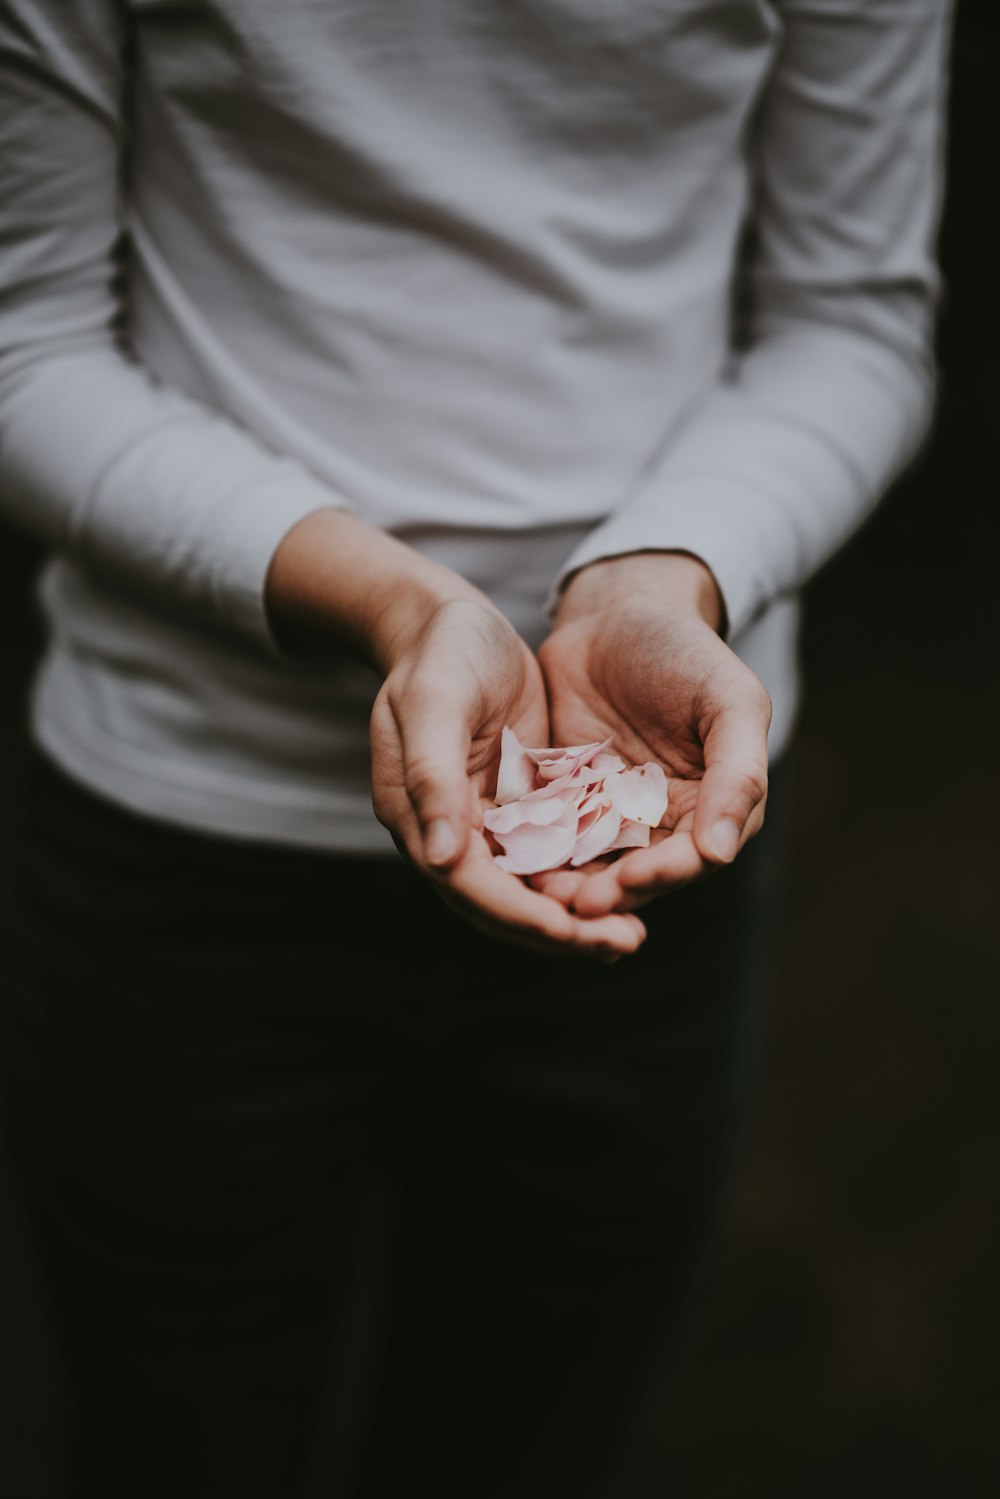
top-left (266, 509), bottom-right (645, 960)
top-left (370, 595), bottom-right (645, 959)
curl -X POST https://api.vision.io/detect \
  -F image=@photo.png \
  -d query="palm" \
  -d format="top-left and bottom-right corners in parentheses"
top-left (533, 613), bottom-right (732, 909)
top-left (369, 600), bottom-right (643, 954)
top-left (371, 601), bottom-right (548, 849)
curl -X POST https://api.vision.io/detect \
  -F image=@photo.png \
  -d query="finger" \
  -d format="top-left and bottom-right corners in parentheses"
top-left (437, 887), bottom-right (643, 962)
top-left (452, 866), bottom-right (648, 956)
top-left (692, 689), bottom-right (770, 865)
top-left (392, 689), bottom-right (475, 869)
top-left (526, 867), bottom-right (589, 908)
top-left (392, 797), bottom-right (648, 956)
top-left (438, 839), bottom-right (647, 957)
top-left (467, 777), bottom-right (485, 831)
top-left (533, 862), bottom-right (648, 915)
top-left (528, 839), bottom-right (667, 899)
top-left (572, 831), bottom-right (709, 915)
top-left (380, 787), bottom-right (649, 955)
top-left (444, 894), bottom-right (646, 961)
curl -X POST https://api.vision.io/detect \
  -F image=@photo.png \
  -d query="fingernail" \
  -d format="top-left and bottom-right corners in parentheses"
top-left (425, 819), bottom-right (457, 865)
top-left (707, 820), bottom-right (740, 862)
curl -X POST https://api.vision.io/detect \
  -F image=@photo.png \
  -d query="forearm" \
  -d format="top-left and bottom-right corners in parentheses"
top-left (552, 0), bottom-right (949, 641)
top-left (1, 0), bottom-right (347, 653)
top-left (264, 507), bottom-right (492, 674)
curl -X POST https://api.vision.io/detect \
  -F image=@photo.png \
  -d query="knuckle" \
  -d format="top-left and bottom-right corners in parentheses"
top-left (754, 683), bottom-right (774, 725)
top-left (399, 676), bottom-right (450, 713)
top-left (370, 790), bottom-right (409, 846)
top-left (731, 669), bottom-right (772, 724)
top-left (404, 757), bottom-right (443, 805)
top-left (746, 773), bottom-right (773, 809)
top-left (745, 800), bottom-right (768, 840)
top-left (737, 763), bottom-right (769, 805)
top-left (744, 815), bottom-right (764, 845)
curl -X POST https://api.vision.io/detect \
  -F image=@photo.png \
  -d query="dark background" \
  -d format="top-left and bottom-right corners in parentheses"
top-left (1, 4), bottom-right (996, 1495)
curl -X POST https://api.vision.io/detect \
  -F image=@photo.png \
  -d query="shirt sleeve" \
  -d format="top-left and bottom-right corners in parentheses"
top-left (551, 0), bottom-right (952, 639)
top-left (0, 0), bottom-right (349, 650)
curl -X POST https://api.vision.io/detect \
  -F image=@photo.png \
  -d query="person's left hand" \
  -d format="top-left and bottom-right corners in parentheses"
top-left (533, 552), bottom-right (772, 916)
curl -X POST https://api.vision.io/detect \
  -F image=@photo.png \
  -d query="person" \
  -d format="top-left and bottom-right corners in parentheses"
top-left (0, 2), bottom-right (950, 1496)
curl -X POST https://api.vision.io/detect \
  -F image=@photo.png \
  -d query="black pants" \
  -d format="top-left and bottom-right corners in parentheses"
top-left (0, 749), bottom-right (785, 1499)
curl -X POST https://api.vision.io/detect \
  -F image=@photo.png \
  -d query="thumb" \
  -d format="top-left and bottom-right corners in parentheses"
top-left (395, 689), bottom-right (475, 869)
top-left (692, 682), bottom-right (771, 865)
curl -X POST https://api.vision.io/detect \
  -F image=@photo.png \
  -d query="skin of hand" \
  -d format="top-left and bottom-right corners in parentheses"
top-left (533, 551), bottom-right (772, 917)
top-left (265, 508), bottom-right (646, 960)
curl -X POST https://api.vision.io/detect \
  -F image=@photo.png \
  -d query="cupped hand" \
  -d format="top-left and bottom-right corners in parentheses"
top-left (369, 597), bottom-right (646, 960)
top-left (266, 510), bottom-right (644, 960)
top-left (534, 554), bottom-right (772, 917)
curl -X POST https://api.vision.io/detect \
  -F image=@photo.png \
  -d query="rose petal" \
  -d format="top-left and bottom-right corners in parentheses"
top-left (495, 726), bottom-right (538, 804)
top-left (523, 739), bottom-right (608, 762)
top-left (603, 764), bottom-right (668, 827)
top-left (492, 731), bottom-right (666, 874)
top-left (575, 788), bottom-right (611, 835)
top-left (483, 796), bottom-right (568, 836)
top-left (606, 817), bottom-right (652, 852)
top-left (518, 769), bottom-right (593, 802)
top-left (492, 801), bottom-right (580, 876)
top-left (534, 755), bottom-right (578, 782)
top-left (534, 738), bottom-right (614, 783)
top-left (573, 739), bottom-right (614, 770)
top-left (570, 806), bottom-right (623, 866)
top-left (590, 752), bottom-right (626, 777)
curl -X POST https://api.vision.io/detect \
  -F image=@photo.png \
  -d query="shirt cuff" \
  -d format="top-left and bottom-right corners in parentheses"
top-left (547, 475), bottom-right (777, 641)
top-left (207, 462), bottom-right (349, 657)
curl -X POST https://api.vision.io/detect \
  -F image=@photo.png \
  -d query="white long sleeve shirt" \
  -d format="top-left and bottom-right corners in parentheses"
top-left (0, 0), bottom-right (950, 852)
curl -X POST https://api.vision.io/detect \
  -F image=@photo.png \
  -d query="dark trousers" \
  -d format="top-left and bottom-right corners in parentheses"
top-left (0, 749), bottom-right (785, 1499)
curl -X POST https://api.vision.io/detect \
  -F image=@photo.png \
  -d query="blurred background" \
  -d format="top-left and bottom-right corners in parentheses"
top-left (1, 3), bottom-right (996, 1496)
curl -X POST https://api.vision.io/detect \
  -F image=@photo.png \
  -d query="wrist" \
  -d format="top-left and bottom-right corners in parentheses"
top-left (555, 551), bottom-right (725, 634)
top-left (265, 509), bottom-right (485, 673)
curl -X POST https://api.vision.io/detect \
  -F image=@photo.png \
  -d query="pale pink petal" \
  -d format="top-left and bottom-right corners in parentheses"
top-left (491, 732), bottom-right (666, 874)
top-left (606, 818), bottom-right (652, 852)
top-left (518, 769), bottom-right (593, 802)
top-left (523, 739), bottom-right (607, 762)
top-left (495, 726), bottom-right (538, 804)
top-left (483, 796), bottom-right (567, 836)
top-left (590, 751), bottom-right (626, 777)
top-left (569, 807), bottom-right (623, 866)
top-left (603, 764), bottom-right (669, 827)
top-left (571, 738), bottom-right (614, 771)
top-left (575, 788), bottom-right (611, 832)
top-left (534, 738), bottom-right (613, 783)
top-left (493, 801), bottom-right (580, 876)
top-left (534, 754), bottom-right (579, 783)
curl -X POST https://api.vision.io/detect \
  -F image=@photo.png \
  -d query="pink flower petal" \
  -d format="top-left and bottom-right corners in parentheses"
top-left (534, 756), bottom-right (577, 783)
top-left (570, 806), bottom-right (623, 866)
top-left (495, 726), bottom-right (538, 804)
top-left (573, 738), bottom-right (614, 767)
top-left (606, 818), bottom-right (652, 852)
top-left (603, 764), bottom-right (668, 827)
top-left (517, 769), bottom-right (591, 802)
top-left (493, 801), bottom-right (580, 876)
top-left (483, 796), bottom-right (567, 836)
top-left (590, 751), bottom-right (626, 777)
top-left (575, 789), bottom-right (611, 835)
top-left (534, 738), bottom-right (614, 783)
top-left (491, 730), bottom-right (667, 874)
top-left (523, 739), bottom-right (607, 762)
